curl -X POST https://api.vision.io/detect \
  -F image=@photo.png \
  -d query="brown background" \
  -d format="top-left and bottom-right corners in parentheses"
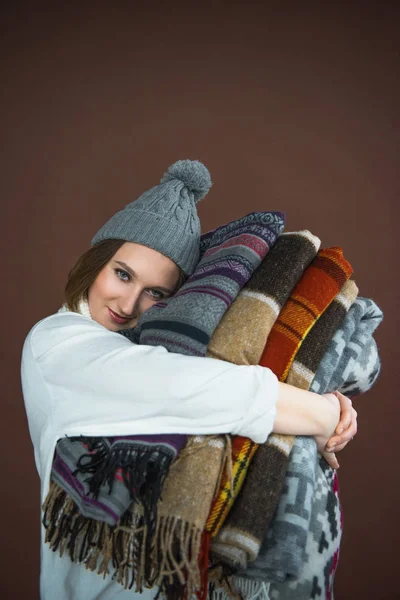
top-left (1, 3), bottom-right (398, 599)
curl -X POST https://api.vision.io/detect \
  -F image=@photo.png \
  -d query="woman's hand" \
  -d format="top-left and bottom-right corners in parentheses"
top-left (273, 384), bottom-right (357, 470)
top-left (327, 391), bottom-right (358, 452)
top-left (316, 391), bottom-right (358, 469)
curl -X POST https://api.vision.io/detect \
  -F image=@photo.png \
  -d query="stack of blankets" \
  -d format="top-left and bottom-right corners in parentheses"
top-left (43, 211), bottom-right (382, 600)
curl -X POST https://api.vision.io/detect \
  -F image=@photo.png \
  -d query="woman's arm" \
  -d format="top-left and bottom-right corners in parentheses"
top-left (273, 383), bottom-right (339, 437)
top-left (22, 312), bottom-right (355, 465)
top-left (22, 313), bottom-right (279, 446)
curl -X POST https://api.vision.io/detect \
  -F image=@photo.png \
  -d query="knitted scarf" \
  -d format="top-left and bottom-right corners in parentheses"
top-left (42, 211), bottom-right (285, 596)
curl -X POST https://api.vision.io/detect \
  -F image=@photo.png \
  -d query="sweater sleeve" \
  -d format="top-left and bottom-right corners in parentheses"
top-left (22, 312), bottom-right (278, 446)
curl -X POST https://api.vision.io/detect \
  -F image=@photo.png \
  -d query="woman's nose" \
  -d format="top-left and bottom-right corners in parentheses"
top-left (119, 288), bottom-right (142, 317)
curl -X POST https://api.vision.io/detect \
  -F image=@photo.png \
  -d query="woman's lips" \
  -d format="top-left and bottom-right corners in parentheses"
top-left (108, 308), bottom-right (130, 325)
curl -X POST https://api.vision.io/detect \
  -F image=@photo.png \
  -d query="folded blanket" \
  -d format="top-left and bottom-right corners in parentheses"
top-left (51, 435), bottom-right (186, 526)
top-left (254, 284), bottom-right (359, 582)
top-left (265, 296), bottom-right (383, 600)
top-left (207, 230), bottom-right (321, 365)
top-left (309, 296), bottom-right (383, 397)
top-left (231, 283), bottom-right (357, 592)
top-left (150, 435), bottom-right (228, 598)
top-left (209, 255), bottom-right (355, 573)
top-left (225, 296), bottom-right (382, 600)
top-left (205, 231), bottom-right (321, 538)
top-left (238, 450), bottom-right (339, 600)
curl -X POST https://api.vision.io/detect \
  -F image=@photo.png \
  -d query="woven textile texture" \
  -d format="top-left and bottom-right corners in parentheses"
top-left (205, 232), bottom-right (321, 536)
top-left (238, 282), bottom-right (359, 596)
top-left (207, 230), bottom-right (321, 365)
top-left (209, 259), bottom-right (355, 575)
top-left (211, 297), bottom-right (382, 600)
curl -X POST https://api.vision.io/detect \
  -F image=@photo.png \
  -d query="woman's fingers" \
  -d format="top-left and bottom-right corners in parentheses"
top-left (318, 390), bottom-right (358, 466)
top-left (334, 391), bottom-right (354, 434)
top-left (329, 441), bottom-right (348, 453)
top-left (322, 450), bottom-right (339, 470)
top-left (326, 407), bottom-right (357, 452)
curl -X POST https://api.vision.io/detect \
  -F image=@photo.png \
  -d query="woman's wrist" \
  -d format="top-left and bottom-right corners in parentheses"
top-left (316, 394), bottom-right (340, 438)
top-left (272, 384), bottom-right (356, 471)
top-left (273, 383), bottom-right (340, 438)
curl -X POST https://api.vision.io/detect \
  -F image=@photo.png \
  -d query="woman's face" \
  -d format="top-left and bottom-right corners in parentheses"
top-left (88, 242), bottom-right (180, 331)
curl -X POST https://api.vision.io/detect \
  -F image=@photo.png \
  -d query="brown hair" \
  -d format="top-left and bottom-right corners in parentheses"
top-left (65, 239), bottom-right (187, 312)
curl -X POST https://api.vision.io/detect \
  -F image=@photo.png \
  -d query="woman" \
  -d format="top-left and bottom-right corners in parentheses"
top-left (21, 160), bottom-right (356, 600)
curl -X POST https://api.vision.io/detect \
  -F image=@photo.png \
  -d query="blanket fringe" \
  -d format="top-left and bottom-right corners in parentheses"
top-left (42, 481), bottom-right (147, 591)
top-left (71, 437), bottom-right (172, 504)
top-left (42, 482), bottom-right (209, 599)
top-left (208, 572), bottom-right (271, 600)
top-left (150, 514), bottom-right (204, 599)
top-left (68, 436), bottom-right (173, 546)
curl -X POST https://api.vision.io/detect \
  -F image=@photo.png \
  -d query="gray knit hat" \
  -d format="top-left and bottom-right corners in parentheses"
top-left (91, 160), bottom-right (212, 275)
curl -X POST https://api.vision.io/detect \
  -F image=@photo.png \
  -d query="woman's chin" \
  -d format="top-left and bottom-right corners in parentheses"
top-left (91, 310), bottom-right (137, 331)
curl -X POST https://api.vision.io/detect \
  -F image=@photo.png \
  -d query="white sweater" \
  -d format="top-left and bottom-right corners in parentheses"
top-left (21, 310), bottom-right (278, 600)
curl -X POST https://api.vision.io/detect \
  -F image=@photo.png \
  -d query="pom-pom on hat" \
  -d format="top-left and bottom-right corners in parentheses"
top-left (91, 160), bottom-right (212, 275)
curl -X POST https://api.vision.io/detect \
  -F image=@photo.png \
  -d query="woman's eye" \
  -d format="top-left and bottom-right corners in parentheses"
top-left (115, 269), bottom-right (130, 282)
top-left (147, 289), bottom-right (164, 300)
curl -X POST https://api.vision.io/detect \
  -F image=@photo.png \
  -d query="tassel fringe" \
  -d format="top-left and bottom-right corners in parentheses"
top-left (208, 573), bottom-right (271, 600)
top-left (42, 481), bottom-right (209, 600)
top-left (42, 481), bottom-right (145, 590)
top-left (151, 514), bottom-right (204, 599)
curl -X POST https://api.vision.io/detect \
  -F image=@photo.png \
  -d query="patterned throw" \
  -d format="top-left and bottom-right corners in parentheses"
top-left (42, 211), bottom-right (285, 597)
top-left (259, 297), bottom-right (382, 600)
top-left (259, 247), bottom-right (353, 376)
top-left (208, 253), bottom-right (355, 573)
top-left (261, 298), bottom-right (383, 600)
top-left (309, 297), bottom-right (383, 397)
